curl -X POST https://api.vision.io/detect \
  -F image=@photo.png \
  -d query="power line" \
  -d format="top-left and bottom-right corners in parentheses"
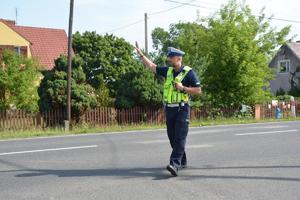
top-left (165, 0), bottom-right (300, 24)
top-left (265, 16), bottom-right (300, 24)
top-left (149, 0), bottom-right (196, 16)
top-left (102, 0), bottom-right (300, 35)
top-left (101, 0), bottom-right (195, 34)
top-left (101, 19), bottom-right (144, 34)
top-left (164, 0), bottom-right (215, 10)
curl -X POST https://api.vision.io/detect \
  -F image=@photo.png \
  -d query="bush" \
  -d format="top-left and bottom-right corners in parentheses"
top-left (0, 50), bottom-right (40, 111)
top-left (275, 88), bottom-right (286, 96)
top-left (38, 55), bottom-right (97, 122)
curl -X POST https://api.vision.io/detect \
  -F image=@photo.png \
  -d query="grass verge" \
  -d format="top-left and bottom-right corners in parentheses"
top-left (0, 117), bottom-right (299, 140)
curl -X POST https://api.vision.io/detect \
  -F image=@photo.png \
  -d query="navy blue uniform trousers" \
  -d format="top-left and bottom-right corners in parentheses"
top-left (165, 104), bottom-right (190, 168)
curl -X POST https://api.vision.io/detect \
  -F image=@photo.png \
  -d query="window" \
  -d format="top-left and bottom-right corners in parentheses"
top-left (278, 60), bottom-right (290, 73)
top-left (14, 46), bottom-right (21, 55)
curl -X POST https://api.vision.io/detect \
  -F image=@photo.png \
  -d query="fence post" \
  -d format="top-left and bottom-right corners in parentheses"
top-left (291, 96), bottom-right (296, 118)
top-left (36, 112), bottom-right (42, 128)
top-left (255, 104), bottom-right (261, 120)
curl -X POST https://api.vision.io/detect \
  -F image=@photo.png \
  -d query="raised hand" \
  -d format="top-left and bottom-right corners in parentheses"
top-left (135, 41), bottom-right (144, 56)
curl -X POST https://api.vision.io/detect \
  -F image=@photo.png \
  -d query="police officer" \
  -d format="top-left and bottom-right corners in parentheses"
top-left (135, 42), bottom-right (201, 176)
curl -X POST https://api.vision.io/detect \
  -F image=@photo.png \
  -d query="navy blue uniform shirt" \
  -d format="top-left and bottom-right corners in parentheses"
top-left (156, 66), bottom-right (201, 87)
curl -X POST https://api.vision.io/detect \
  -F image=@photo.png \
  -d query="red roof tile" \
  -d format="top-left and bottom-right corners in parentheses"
top-left (1, 19), bottom-right (69, 70)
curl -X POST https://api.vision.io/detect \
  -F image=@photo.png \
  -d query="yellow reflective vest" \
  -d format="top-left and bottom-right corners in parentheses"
top-left (163, 66), bottom-right (192, 104)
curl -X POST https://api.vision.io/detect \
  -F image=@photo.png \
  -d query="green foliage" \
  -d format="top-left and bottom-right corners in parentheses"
top-left (72, 31), bottom-right (136, 97)
top-left (151, 0), bottom-right (290, 108)
top-left (94, 74), bottom-right (113, 107)
top-left (200, 0), bottom-right (283, 107)
top-left (275, 87), bottom-right (286, 96)
top-left (115, 62), bottom-right (163, 108)
top-left (152, 22), bottom-right (207, 77)
top-left (38, 55), bottom-right (97, 122)
top-left (0, 50), bottom-right (40, 111)
top-left (288, 87), bottom-right (300, 97)
top-left (233, 105), bottom-right (253, 120)
top-left (72, 31), bottom-right (164, 108)
top-left (276, 94), bottom-right (293, 101)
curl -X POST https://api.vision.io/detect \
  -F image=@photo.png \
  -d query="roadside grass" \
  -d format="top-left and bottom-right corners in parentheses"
top-left (0, 117), bottom-right (299, 140)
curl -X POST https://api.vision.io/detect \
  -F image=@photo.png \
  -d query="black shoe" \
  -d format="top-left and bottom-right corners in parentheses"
top-left (166, 165), bottom-right (178, 176)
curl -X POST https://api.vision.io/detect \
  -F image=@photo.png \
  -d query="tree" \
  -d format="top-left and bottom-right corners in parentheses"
top-left (152, 23), bottom-right (207, 77)
top-left (94, 74), bottom-right (113, 107)
top-left (275, 88), bottom-right (286, 96)
top-left (151, 0), bottom-right (291, 108)
top-left (0, 50), bottom-right (40, 111)
top-left (72, 31), bottom-right (136, 97)
top-left (115, 62), bottom-right (163, 108)
top-left (38, 55), bottom-right (97, 122)
top-left (200, 1), bottom-right (290, 107)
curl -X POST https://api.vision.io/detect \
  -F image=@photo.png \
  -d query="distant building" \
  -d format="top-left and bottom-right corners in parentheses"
top-left (269, 41), bottom-right (300, 94)
top-left (0, 19), bottom-right (69, 70)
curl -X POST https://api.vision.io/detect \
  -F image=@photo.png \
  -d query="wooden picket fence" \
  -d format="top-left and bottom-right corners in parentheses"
top-left (80, 106), bottom-right (240, 126)
top-left (190, 105), bottom-right (240, 119)
top-left (0, 109), bottom-right (65, 130)
top-left (258, 100), bottom-right (300, 120)
top-left (84, 107), bottom-right (166, 126)
top-left (0, 101), bottom-right (298, 131)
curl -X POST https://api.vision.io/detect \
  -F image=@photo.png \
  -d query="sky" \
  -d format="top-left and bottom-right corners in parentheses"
top-left (1, 0), bottom-right (300, 51)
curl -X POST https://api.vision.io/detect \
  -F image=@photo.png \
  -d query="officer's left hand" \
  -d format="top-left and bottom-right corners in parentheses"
top-left (175, 82), bottom-right (184, 91)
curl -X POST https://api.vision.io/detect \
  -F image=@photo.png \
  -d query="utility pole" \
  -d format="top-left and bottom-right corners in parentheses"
top-left (65, 0), bottom-right (74, 131)
top-left (144, 12), bottom-right (148, 56)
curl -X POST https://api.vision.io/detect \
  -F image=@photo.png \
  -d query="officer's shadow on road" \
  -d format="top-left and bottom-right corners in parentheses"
top-left (1, 159), bottom-right (300, 181)
top-left (14, 166), bottom-right (300, 182)
top-left (0, 158), bottom-right (171, 180)
top-left (12, 167), bottom-right (173, 180)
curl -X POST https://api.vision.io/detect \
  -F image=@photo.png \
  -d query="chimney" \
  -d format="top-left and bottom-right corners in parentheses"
top-left (0, 19), bottom-right (16, 26)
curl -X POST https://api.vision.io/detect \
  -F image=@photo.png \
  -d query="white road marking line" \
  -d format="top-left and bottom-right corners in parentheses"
top-left (0, 145), bottom-right (98, 156)
top-left (136, 140), bottom-right (169, 144)
top-left (249, 125), bottom-right (288, 129)
top-left (190, 120), bottom-right (299, 129)
top-left (189, 129), bottom-right (226, 135)
top-left (136, 140), bottom-right (214, 148)
top-left (235, 130), bottom-right (298, 136)
top-left (186, 144), bottom-right (214, 149)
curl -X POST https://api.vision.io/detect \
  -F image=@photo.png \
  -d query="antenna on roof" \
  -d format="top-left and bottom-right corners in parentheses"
top-left (15, 8), bottom-right (18, 24)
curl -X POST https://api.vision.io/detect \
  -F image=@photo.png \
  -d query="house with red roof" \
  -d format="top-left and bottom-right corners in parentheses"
top-left (0, 18), bottom-right (69, 70)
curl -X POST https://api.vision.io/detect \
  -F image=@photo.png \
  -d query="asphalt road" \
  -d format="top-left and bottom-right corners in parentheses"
top-left (0, 121), bottom-right (300, 200)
